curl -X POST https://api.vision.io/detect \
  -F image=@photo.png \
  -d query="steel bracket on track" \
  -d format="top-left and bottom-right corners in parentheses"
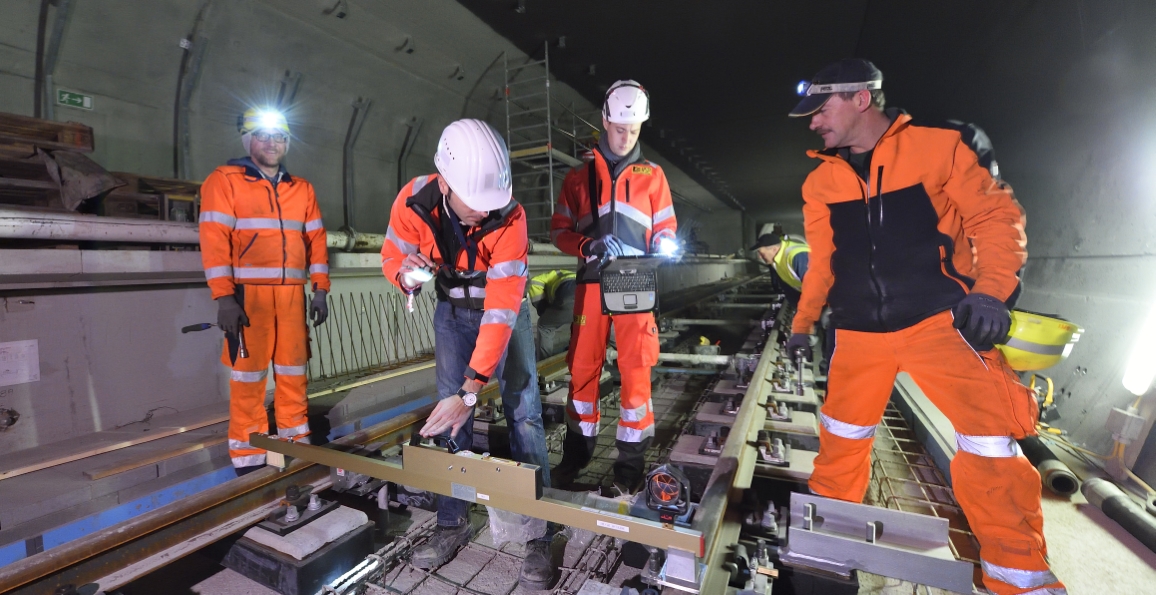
top-left (251, 433), bottom-right (705, 563)
top-left (778, 492), bottom-right (974, 594)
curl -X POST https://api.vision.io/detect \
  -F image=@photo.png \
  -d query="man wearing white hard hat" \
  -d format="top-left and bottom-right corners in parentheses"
top-left (550, 80), bottom-right (679, 493)
top-left (380, 119), bottom-right (555, 588)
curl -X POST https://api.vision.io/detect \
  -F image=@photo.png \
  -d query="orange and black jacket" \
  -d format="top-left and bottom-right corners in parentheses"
top-left (381, 174), bottom-right (529, 382)
top-left (551, 146), bottom-right (677, 282)
top-left (199, 157), bottom-right (330, 300)
top-left (792, 110), bottom-right (1026, 335)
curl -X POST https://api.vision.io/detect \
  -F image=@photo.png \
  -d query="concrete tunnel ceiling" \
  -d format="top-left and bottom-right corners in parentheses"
top-left (456, 0), bottom-right (1135, 225)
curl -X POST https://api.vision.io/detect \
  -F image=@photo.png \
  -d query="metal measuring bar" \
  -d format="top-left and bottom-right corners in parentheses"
top-left (249, 433), bottom-right (704, 556)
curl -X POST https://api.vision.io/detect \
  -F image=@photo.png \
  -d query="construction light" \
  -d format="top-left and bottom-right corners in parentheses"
top-left (657, 237), bottom-right (680, 257)
top-left (258, 109), bottom-right (286, 131)
top-left (1122, 303), bottom-right (1156, 396)
top-left (796, 81), bottom-right (809, 96)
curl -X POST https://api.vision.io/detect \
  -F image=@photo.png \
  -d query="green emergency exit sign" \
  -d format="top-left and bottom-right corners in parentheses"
top-left (56, 89), bottom-right (93, 110)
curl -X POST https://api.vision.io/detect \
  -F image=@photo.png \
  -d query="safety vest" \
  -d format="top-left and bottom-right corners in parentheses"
top-left (528, 270), bottom-right (577, 304)
top-left (772, 237), bottom-right (810, 291)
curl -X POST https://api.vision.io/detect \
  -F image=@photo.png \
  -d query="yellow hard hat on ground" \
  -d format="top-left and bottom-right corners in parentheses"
top-left (998, 310), bottom-right (1083, 371)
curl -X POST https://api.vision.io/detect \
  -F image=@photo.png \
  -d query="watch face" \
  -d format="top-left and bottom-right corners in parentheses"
top-left (462, 392), bottom-right (477, 406)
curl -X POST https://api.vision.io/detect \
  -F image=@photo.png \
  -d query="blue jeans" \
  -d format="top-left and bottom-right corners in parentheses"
top-left (433, 299), bottom-right (551, 528)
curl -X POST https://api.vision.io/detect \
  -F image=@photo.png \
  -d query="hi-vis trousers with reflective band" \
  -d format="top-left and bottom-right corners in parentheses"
top-left (222, 285), bottom-right (311, 468)
top-left (566, 283), bottom-right (659, 443)
top-left (812, 311), bottom-right (1064, 595)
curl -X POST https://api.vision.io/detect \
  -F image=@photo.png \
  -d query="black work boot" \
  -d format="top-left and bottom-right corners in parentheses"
top-left (410, 523), bottom-right (471, 569)
top-left (612, 437), bottom-right (652, 495)
top-left (552, 430), bottom-right (598, 488)
top-left (518, 537), bottom-right (556, 590)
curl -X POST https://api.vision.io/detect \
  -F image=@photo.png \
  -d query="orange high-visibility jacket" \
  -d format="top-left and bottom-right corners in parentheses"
top-left (792, 111), bottom-right (1026, 335)
top-left (381, 174), bottom-right (529, 382)
top-left (551, 148), bottom-right (677, 282)
top-left (199, 158), bottom-right (330, 300)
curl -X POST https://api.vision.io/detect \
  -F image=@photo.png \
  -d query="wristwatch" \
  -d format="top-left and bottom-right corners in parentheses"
top-left (456, 388), bottom-right (478, 407)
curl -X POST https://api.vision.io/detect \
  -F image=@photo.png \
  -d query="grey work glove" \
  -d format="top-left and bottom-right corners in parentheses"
top-left (785, 333), bottom-right (813, 362)
top-left (583, 235), bottom-right (626, 259)
top-left (217, 294), bottom-right (249, 336)
top-left (310, 289), bottom-right (329, 327)
top-left (952, 292), bottom-right (1011, 349)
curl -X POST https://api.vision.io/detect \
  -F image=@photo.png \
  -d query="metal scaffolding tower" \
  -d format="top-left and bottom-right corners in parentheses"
top-left (504, 43), bottom-right (599, 240)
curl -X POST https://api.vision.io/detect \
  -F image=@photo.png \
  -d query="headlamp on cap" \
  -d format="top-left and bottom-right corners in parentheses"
top-left (797, 80), bottom-right (882, 97)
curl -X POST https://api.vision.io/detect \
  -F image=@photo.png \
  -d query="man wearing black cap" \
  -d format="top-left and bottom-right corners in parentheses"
top-left (749, 224), bottom-right (810, 304)
top-left (784, 59), bottom-right (1063, 595)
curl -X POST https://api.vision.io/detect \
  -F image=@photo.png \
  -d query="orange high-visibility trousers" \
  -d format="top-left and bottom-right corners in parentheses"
top-left (221, 285), bottom-right (311, 468)
top-left (811, 310), bottom-right (1064, 595)
top-left (565, 283), bottom-right (659, 443)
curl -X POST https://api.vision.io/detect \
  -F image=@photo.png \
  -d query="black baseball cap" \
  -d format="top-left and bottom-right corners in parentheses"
top-left (749, 232), bottom-right (783, 251)
top-left (789, 58), bottom-right (884, 117)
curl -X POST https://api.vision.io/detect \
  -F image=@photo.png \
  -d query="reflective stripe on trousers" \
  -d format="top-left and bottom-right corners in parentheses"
top-left (231, 453), bottom-right (266, 468)
top-left (982, 560), bottom-right (1060, 591)
top-left (956, 433), bottom-right (1022, 457)
top-left (274, 364), bottom-right (307, 376)
top-left (819, 412), bottom-right (877, 440)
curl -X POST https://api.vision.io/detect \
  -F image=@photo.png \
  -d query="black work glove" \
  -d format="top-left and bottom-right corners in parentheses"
top-left (217, 294), bottom-right (249, 336)
top-left (952, 292), bottom-right (1011, 348)
top-left (785, 333), bottom-right (813, 362)
top-left (582, 235), bottom-right (626, 259)
top-left (310, 289), bottom-right (329, 327)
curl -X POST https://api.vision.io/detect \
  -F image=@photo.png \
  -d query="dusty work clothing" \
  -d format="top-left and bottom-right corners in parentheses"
top-left (795, 112), bottom-right (1059, 595)
top-left (528, 270), bottom-right (577, 359)
top-left (199, 158), bottom-right (329, 467)
top-left (551, 145), bottom-right (675, 487)
top-left (382, 174), bottom-right (528, 382)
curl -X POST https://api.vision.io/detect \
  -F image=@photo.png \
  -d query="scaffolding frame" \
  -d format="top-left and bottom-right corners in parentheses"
top-left (503, 43), bottom-right (599, 241)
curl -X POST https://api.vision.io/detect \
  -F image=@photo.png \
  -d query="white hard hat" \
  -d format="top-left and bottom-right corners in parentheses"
top-left (603, 80), bottom-right (650, 124)
top-left (434, 119), bottom-right (512, 212)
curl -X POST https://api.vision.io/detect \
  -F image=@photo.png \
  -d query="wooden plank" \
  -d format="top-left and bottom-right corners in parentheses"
top-left (0, 404), bottom-right (229, 481)
top-left (83, 434), bottom-right (227, 480)
top-left (0, 111), bottom-right (94, 152)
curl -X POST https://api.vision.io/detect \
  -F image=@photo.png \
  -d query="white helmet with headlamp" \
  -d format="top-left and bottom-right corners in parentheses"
top-left (434, 119), bottom-right (513, 212)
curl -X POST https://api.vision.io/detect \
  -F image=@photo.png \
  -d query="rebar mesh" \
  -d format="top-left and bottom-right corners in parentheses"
top-left (308, 290), bottom-right (438, 382)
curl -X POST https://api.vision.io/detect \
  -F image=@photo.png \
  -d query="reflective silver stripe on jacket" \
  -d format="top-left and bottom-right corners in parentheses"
top-left (200, 211), bottom-right (237, 227)
top-left (956, 433), bottom-right (1021, 458)
top-left (550, 229), bottom-right (565, 242)
top-left (556, 203), bottom-right (574, 221)
top-left (278, 423), bottom-right (310, 438)
top-left (274, 364), bottom-right (307, 376)
top-left (205, 265), bottom-right (234, 280)
top-left (981, 560), bottom-right (1059, 590)
top-left (235, 217), bottom-right (285, 230)
top-left (614, 201), bottom-right (654, 230)
top-left (411, 174), bottom-right (431, 194)
top-left (386, 226), bottom-right (418, 255)
top-left (304, 218), bottom-right (324, 232)
top-left (231, 369), bottom-right (268, 383)
top-left (488, 260), bottom-right (528, 279)
top-left (309, 264), bottom-right (329, 275)
top-left (233, 267), bottom-right (307, 279)
top-left (568, 400), bottom-right (596, 416)
top-left (820, 412), bottom-right (877, 440)
top-left (652, 205), bottom-right (675, 224)
top-left (480, 308), bottom-right (517, 328)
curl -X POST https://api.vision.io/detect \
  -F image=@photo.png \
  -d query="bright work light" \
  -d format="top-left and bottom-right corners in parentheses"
top-left (657, 237), bottom-right (680, 257)
top-left (1123, 303), bottom-right (1156, 396)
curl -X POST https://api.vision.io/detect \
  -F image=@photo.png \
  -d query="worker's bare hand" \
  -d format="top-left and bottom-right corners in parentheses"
top-left (419, 394), bottom-right (474, 438)
top-left (399, 252), bottom-right (436, 275)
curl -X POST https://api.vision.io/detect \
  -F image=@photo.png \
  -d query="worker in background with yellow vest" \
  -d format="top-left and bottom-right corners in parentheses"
top-left (527, 269), bottom-right (577, 359)
top-left (750, 225), bottom-right (810, 304)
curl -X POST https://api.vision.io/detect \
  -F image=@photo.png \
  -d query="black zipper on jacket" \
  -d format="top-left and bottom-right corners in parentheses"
top-left (267, 178), bottom-right (287, 283)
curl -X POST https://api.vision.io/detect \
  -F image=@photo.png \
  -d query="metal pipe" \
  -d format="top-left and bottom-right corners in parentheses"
top-left (606, 349), bottom-right (731, 366)
top-left (0, 208), bottom-right (201, 244)
top-left (654, 366), bottom-right (719, 376)
top-left (1082, 478), bottom-right (1156, 554)
top-left (341, 97), bottom-right (372, 232)
top-left (1018, 436), bottom-right (1079, 496)
top-left (325, 229), bottom-right (386, 252)
top-left (665, 318), bottom-right (758, 327)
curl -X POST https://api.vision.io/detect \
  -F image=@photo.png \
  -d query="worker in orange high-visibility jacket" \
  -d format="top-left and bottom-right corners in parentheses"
top-left (550, 80), bottom-right (678, 493)
top-left (380, 119), bottom-right (554, 589)
top-left (199, 107), bottom-right (330, 476)
top-left (786, 59), bottom-right (1064, 595)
